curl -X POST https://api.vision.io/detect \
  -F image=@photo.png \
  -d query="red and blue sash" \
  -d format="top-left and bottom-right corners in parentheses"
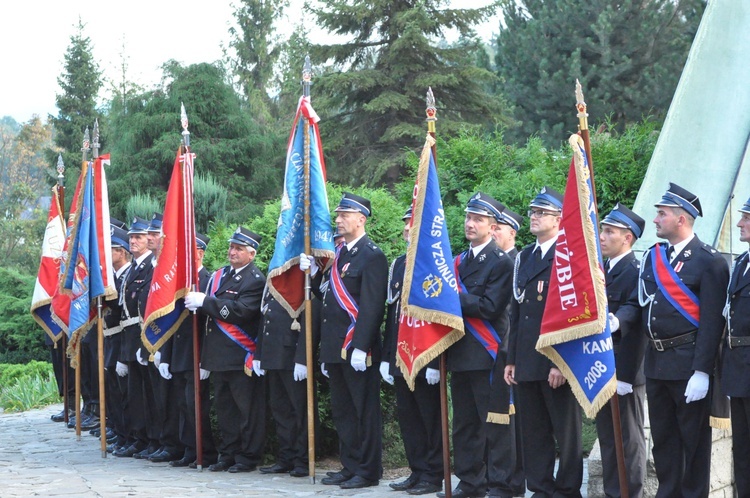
top-left (330, 244), bottom-right (371, 364)
top-left (454, 251), bottom-right (501, 361)
top-left (650, 244), bottom-right (700, 327)
top-left (208, 268), bottom-right (256, 376)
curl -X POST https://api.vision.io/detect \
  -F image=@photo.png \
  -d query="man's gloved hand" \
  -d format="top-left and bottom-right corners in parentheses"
top-left (252, 359), bottom-right (265, 377)
top-left (185, 292), bottom-right (206, 311)
top-left (608, 312), bottom-right (620, 333)
top-left (299, 253), bottom-right (318, 276)
top-left (616, 381), bottom-right (633, 396)
top-left (293, 363), bottom-right (307, 382)
top-left (379, 361), bottom-right (394, 385)
top-left (154, 351), bottom-right (162, 368)
top-left (158, 363), bottom-right (172, 380)
top-left (199, 368), bottom-right (210, 380)
top-left (321, 363), bottom-right (329, 378)
top-left (116, 361), bottom-right (129, 377)
top-left (350, 348), bottom-right (367, 372)
top-left (685, 370), bottom-right (709, 403)
top-left (136, 348), bottom-right (148, 366)
top-left (425, 368), bottom-right (440, 385)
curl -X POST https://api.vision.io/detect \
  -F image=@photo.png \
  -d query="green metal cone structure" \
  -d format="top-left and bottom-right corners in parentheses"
top-left (632, 1), bottom-right (750, 256)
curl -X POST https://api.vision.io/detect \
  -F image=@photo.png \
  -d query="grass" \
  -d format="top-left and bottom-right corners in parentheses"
top-left (0, 373), bottom-right (59, 412)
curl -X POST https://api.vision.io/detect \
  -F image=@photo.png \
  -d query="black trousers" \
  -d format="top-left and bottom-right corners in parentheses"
top-left (80, 338), bottom-right (99, 406)
top-left (515, 380), bottom-right (583, 498)
top-left (731, 396), bottom-right (750, 498)
top-left (213, 370), bottom-right (266, 467)
top-left (267, 369), bottom-right (313, 469)
top-left (647, 378), bottom-right (711, 498)
top-left (155, 366), bottom-right (183, 455)
top-left (124, 361), bottom-right (153, 448)
top-left (172, 370), bottom-right (217, 461)
top-left (395, 376), bottom-right (443, 486)
top-left (450, 370), bottom-right (490, 494)
top-left (594, 384), bottom-right (646, 498)
top-left (104, 366), bottom-right (127, 441)
top-left (328, 363), bottom-right (382, 482)
top-left (49, 342), bottom-right (75, 400)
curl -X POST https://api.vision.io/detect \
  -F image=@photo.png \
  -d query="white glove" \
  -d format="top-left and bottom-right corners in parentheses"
top-left (185, 291), bottom-right (206, 311)
top-left (379, 361), bottom-right (394, 385)
top-left (154, 351), bottom-right (162, 368)
top-left (350, 348), bottom-right (367, 372)
top-left (608, 312), bottom-right (620, 333)
top-left (116, 361), bottom-right (129, 377)
top-left (199, 368), bottom-right (210, 380)
top-left (252, 359), bottom-right (265, 376)
top-left (321, 363), bottom-right (329, 378)
top-left (299, 253), bottom-right (318, 276)
top-left (425, 368), bottom-right (440, 385)
top-left (136, 348), bottom-right (148, 366)
top-left (293, 363), bottom-right (307, 382)
top-left (158, 363), bottom-right (172, 380)
top-left (685, 370), bottom-right (710, 403)
top-left (616, 381), bottom-right (633, 396)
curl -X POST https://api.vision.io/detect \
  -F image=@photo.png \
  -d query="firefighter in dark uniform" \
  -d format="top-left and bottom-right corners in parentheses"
top-left (381, 207), bottom-right (443, 496)
top-left (185, 226), bottom-right (266, 473)
top-left (113, 216), bottom-right (155, 457)
top-left (104, 223), bottom-right (131, 452)
top-left (489, 205), bottom-right (526, 498)
top-left (304, 192), bottom-right (388, 490)
top-left (440, 193), bottom-right (514, 498)
top-left (255, 278), bottom-right (317, 478)
top-left (721, 195), bottom-right (750, 497)
top-left (158, 233), bottom-right (218, 468)
top-left (597, 203), bottom-right (648, 498)
top-left (636, 183), bottom-right (728, 497)
top-left (504, 186), bottom-right (583, 498)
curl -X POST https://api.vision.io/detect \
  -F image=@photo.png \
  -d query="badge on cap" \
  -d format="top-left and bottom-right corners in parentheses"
top-left (235, 227), bottom-right (241, 234)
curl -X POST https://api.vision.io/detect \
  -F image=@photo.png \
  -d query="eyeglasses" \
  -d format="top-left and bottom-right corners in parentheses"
top-left (527, 209), bottom-right (558, 218)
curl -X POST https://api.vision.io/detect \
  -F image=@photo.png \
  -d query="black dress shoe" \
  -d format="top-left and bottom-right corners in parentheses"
top-left (437, 488), bottom-right (486, 498)
top-left (321, 473), bottom-right (351, 485)
top-left (326, 469), bottom-right (346, 477)
top-left (89, 428), bottom-right (101, 436)
top-left (228, 463), bottom-right (255, 473)
top-left (390, 474), bottom-right (419, 491)
top-left (170, 456), bottom-right (194, 468)
top-left (113, 445), bottom-right (142, 458)
top-left (340, 475), bottom-right (378, 489)
top-left (289, 467), bottom-right (309, 478)
top-left (149, 450), bottom-right (181, 463)
top-left (208, 461), bottom-right (233, 472)
top-left (51, 409), bottom-right (74, 422)
top-left (407, 481), bottom-right (442, 495)
top-left (133, 445), bottom-right (160, 460)
top-left (260, 463), bottom-right (293, 474)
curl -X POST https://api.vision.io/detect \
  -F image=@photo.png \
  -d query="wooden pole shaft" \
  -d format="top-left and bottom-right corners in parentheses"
top-left (97, 299), bottom-right (107, 457)
top-left (75, 348), bottom-right (82, 440)
top-left (303, 112), bottom-right (316, 484)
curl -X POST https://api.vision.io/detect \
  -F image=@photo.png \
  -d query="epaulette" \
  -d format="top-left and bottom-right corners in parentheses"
top-left (630, 259), bottom-right (640, 270)
top-left (700, 243), bottom-right (721, 257)
top-left (367, 241), bottom-right (382, 252)
top-left (492, 247), bottom-right (505, 258)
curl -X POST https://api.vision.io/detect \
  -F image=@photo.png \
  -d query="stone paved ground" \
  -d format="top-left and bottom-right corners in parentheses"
top-left (0, 404), bottom-right (587, 497)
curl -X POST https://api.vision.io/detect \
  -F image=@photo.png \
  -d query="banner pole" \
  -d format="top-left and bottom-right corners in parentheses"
top-left (92, 120), bottom-right (108, 457)
top-left (576, 79), bottom-right (628, 498)
top-left (301, 55), bottom-right (317, 484)
top-left (75, 127), bottom-right (91, 442)
top-left (55, 154), bottom-right (70, 425)
top-left (425, 87), bottom-right (452, 498)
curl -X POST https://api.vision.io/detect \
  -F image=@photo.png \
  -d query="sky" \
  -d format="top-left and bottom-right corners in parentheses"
top-left (0, 0), bottom-right (501, 124)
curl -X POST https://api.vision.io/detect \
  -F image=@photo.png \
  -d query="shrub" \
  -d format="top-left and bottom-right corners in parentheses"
top-left (0, 372), bottom-right (58, 412)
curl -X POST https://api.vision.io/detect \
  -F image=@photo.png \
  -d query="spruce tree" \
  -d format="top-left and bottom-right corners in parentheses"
top-left (495, 0), bottom-right (705, 145)
top-left (309, 0), bottom-right (510, 186)
top-left (48, 18), bottom-right (103, 186)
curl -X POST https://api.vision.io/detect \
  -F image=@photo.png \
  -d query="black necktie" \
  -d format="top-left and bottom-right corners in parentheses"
top-left (667, 246), bottom-right (676, 262)
top-left (604, 259), bottom-right (611, 273)
top-left (467, 250), bottom-right (475, 263)
top-left (533, 246), bottom-right (542, 264)
top-left (224, 268), bottom-right (235, 284)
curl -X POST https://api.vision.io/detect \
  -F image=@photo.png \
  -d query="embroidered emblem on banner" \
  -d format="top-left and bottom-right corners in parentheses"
top-left (422, 274), bottom-right (443, 298)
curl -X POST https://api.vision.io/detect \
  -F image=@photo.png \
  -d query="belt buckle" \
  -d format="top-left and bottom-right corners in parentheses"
top-left (653, 339), bottom-right (664, 352)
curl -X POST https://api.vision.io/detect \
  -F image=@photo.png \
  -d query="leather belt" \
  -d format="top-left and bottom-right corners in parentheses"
top-left (650, 331), bottom-right (696, 352)
top-left (729, 335), bottom-right (750, 348)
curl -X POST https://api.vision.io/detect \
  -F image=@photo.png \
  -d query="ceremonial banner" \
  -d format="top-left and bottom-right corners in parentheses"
top-left (30, 186), bottom-right (67, 343)
top-left (396, 134), bottom-right (464, 390)
top-left (266, 96), bottom-right (335, 321)
top-left (93, 154), bottom-right (115, 297)
top-left (61, 159), bottom-right (111, 358)
top-left (142, 146), bottom-right (197, 354)
top-left (536, 134), bottom-right (616, 418)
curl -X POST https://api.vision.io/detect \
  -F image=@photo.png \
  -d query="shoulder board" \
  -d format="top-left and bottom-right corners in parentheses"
top-left (700, 243), bottom-right (720, 256)
top-left (366, 242), bottom-right (382, 252)
top-left (492, 247), bottom-right (505, 258)
top-left (630, 259), bottom-right (640, 270)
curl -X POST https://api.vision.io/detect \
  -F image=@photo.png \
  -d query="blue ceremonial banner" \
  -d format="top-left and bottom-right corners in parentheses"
top-left (536, 135), bottom-right (616, 418)
top-left (397, 134), bottom-right (464, 389)
top-left (62, 161), bottom-right (107, 357)
top-left (267, 96), bottom-right (335, 318)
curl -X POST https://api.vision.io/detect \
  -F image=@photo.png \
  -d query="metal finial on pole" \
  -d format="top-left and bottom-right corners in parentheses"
top-left (82, 127), bottom-right (91, 156)
top-left (92, 120), bottom-right (100, 156)
top-left (181, 102), bottom-right (190, 147)
top-left (302, 55), bottom-right (312, 98)
top-left (575, 79), bottom-right (589, 132)
top-left (56, 154), bottom-right (65, 187)
top-left (426, 87), bottom-right (437, 134)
